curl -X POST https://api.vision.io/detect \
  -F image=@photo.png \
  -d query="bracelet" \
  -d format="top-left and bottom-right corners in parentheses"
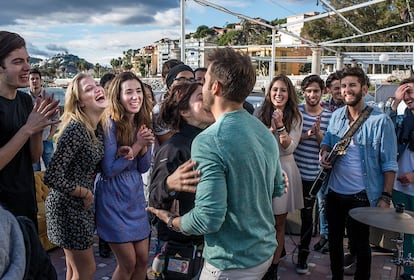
top-left (381, 191), bottom-right (392, 198)
top-left (167, 214), bottom-right (179, 232)
top-left (276, 126), bottom-right (286, 132)
top-left (381, 195), bottom-right (391, 204)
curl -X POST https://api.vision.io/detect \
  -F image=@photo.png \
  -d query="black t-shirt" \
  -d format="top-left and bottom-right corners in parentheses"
top-left (0, 91), bottom-right (37, 223)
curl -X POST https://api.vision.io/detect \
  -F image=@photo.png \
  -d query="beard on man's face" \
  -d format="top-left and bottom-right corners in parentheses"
top-left (343, 90), bottom-right (363, 107)
top-left (202, 85), bottom-right (214, 112)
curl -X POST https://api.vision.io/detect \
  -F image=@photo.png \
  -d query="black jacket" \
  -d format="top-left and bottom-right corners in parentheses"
top-left (149, 123), bottom-right (203, 244)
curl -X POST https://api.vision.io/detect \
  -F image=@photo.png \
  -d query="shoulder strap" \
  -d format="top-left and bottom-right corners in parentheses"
top-left (342, 106), bottom-right (373, 140)
top-left (331, 106), bottom-right (373, 156)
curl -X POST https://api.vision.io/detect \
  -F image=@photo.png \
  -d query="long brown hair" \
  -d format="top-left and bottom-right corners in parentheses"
top-left (257, 74), bottom-right (301, 132)
top-left (102, 72), bottom-right (153, 146)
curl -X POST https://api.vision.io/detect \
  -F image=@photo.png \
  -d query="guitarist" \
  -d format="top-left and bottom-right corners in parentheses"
top-left (319, 67), bottom-right (397, 280)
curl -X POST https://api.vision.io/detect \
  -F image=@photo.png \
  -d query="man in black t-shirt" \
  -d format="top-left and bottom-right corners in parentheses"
top-left (0, 31), bottom-right (59, 228)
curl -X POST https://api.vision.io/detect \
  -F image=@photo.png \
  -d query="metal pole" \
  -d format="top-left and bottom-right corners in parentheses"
top-left (180, 0), bottom-right (186, 62)
top-left (270, 28), bottom-right (276, 81)
top-left (412, 44), bottom-right (414, 75)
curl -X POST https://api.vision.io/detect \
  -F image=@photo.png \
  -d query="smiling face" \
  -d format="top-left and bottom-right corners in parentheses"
top-left (303, 81), bottom-right (323, 107)
top-left (79, 76), bottom-right (107, 114)
top-left (340, 75), bottom-right (366, 107)
top-left (270, 79), bottom-right (289, 110)
top-left (328, 79), bottom-right (342, 104)
top-left (120, 78), bottom-right (144, 115)
top-left (0, 47), bottom-right (30, 90)
top-left (403, 83), bottom-right (414, 111)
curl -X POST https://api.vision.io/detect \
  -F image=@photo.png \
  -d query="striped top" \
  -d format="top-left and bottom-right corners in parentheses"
top-left (294, 104), bottom-right (332, 181)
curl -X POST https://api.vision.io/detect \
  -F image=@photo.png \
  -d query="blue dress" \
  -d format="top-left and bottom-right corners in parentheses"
top-left (95, 119), bottom-right (151, 243)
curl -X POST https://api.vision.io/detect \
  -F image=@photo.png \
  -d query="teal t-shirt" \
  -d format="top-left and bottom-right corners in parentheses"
top-left (180, 109), bottom-right (285, 270)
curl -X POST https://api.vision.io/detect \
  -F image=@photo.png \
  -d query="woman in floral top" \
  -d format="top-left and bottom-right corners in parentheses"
top-left (45, 73), bottom-right (108, 280)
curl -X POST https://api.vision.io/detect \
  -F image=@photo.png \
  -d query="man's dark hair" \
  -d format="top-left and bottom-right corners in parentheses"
top-left (206, 48), bottom-right (255, 103)
top-left (325, 71), bottom-right (341, 89)
top-left (99, 73), bottom-right (115, 87)
top-left (30, 68), bottom-right (42, 80)
top-left (399, 77), bottom-right (414, 86)
top-left (340, 67), bottom-right (368, 86)
top-left (194, 67), bottom-right (207, 74)
top-left (0, 31), bottom-right (26, 68)
top-left (162, 59), bottom-right (183, 79)
top-left (301, 74), bottom-right (324, 92)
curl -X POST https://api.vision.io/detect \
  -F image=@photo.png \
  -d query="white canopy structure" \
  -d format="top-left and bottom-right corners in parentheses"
top-left (179, 0), bottom-right (414, 76)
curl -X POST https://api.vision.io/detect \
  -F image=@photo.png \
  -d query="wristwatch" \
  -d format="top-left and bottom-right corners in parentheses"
top-left (167, 214), bottom-right (179, 231)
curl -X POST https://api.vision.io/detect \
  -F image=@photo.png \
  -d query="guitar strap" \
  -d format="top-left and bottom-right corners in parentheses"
top-left (338, 105), bottom-right (373, 150)
top-left (307, 106), bottom-right (374, 198)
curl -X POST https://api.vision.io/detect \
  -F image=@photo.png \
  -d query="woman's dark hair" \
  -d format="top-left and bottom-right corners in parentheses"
top-left (159, 82), bottom-right (202, 131)
top-left (257, 74), bottom-right (301, 132)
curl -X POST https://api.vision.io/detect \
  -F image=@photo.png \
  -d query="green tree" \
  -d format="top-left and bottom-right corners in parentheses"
top-left (110, 58), bottom-right (121, 73)
top-left (193, 25), bottom-right (215, 39)
top-left (218, 30), bottom-right (245, 46)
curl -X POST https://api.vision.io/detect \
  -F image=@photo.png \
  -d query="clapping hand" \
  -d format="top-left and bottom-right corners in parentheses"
top-left (270, 109), bottom-right (284, 131)
top-left (26, 91), bottom-right (60, 134)
top-left (118, 146), bottom-right (134, 160)
top-left (130, 125), bottom-right (155, 158)
top-left (136, 125), bottom-right (155, 147)
top-left (307, 115), bottom-right (321, 137)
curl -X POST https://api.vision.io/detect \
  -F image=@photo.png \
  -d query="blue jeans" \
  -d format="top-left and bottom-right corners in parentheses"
top-left (33, 140), bottom-right (54, 171)
top-left (393, 190), bottom-right (414, 276)
top-left (317, 183), bottom-right (329, 237)
top-left (326, 190), bottom-right (371, 280)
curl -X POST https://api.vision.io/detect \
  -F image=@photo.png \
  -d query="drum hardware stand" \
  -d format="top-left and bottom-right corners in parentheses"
top-left (390, 205), bottom-right (414, 280)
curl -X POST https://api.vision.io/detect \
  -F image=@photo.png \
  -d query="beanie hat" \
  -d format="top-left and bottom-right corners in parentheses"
top-left (166, 64), bottom-right (194, 89)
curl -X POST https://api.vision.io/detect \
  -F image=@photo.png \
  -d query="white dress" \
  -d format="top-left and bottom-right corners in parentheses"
top-left (272, 117), bottom-right (304, 215)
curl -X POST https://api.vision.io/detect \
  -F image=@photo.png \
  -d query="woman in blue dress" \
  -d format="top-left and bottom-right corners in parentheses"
top-left (95, 72), bottom-right (154, 280)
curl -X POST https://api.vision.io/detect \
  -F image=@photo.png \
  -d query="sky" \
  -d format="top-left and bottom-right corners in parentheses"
top-left (0, 0), bottom-right (324, 67)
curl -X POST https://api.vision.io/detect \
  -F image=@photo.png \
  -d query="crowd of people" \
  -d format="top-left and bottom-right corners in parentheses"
top-left (1, 30), bottom-right (413, 280)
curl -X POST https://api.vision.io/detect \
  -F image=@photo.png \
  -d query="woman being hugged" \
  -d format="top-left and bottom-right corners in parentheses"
top-left (45, 73), bottom-right (108, 280)
top-left (256, 74), bottom-right (303, 280)
top-left (95, 72), bottom-right (154, 280)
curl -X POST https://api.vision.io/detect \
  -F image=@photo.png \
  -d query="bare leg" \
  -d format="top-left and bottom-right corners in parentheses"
top-left (132, 238), bottom-right (149, 280)
top-left (110, 242), bottom-right (137, 280)
top-left (63, 247), bottom-right (96, 280)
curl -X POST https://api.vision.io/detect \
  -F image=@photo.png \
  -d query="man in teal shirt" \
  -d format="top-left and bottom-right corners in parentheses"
top-left (148, 47), bottom-right (285, 279)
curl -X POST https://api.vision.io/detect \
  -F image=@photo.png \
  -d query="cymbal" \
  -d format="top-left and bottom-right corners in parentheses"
top-left (349, 207), bottom-right (414, 234)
